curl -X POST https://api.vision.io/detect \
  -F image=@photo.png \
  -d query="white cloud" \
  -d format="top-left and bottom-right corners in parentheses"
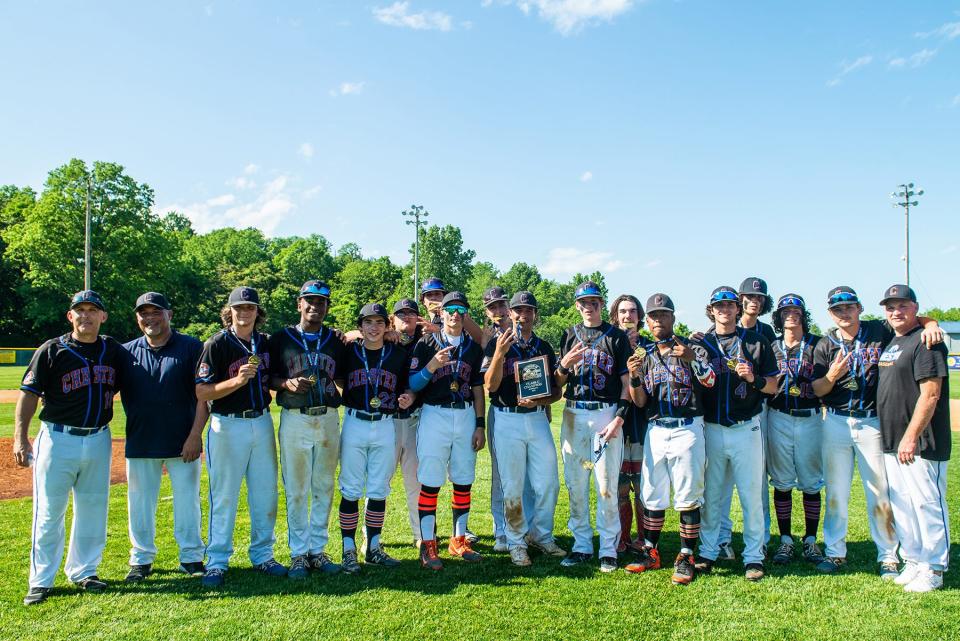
top-left (889, 48), bottom-right (937, 69)
top-left (299, 142), bottom-right (315, 159)
top-left (826, 55), bottom-right (873, 87)
top-left (541, 247), bottom-right (625, 279)
top-left (373, 2), bottom-right (453, 31)
top-left (485, 0), bottom-right (636, 35)
top-left (580, 170), bottom-right (593, 182)
top-left (227, 176), bottom-right (256, 190)
top-left (330, 81), bottom-right (366, 97)
top-left (303, 185), bottom-right (323, 199)
top-left (244, 163), bottom-right (259, 175)
top-left (158, 175), bottom-right (297, 235)
top-left (915, 21), bottom-right (960, 40)
top-left (206, 194), bottom-right (235, 207)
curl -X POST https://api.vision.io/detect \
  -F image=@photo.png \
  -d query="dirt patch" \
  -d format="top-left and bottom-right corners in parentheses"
top-left (0, 437), bottom-right (127, 500)
top-left (0, 390), bottom-right (19, 403)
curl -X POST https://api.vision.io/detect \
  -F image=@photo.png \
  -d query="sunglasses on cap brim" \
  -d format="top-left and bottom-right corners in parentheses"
top-left (778, 296), bottom-right (805, 309)
top-left (828, 292), bottom-right (859, 306)
top-left (710, 291), bottom-right (739, 304)
top-left (444, 305), bottom-right (468, 315)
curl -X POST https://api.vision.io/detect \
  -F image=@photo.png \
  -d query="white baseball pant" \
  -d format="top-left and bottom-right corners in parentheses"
top-left (278, 408), bottom-right (340, 559)
top-left (393, 410), bottom-right (422, 540)
top-left (766, 409), bottom-right (824, 493)
top-left (339, 411), bottom-right (395, 500)
top-left (821, 411), bottom-right (898, 563)
top-left (489, 405), bottom-right (537, 541)
top-left (883, 454), bottom-right (950, 570)
top-left (717, 404), bottom-right (771, 547)
top-left (29, 423), bottom-right (112, 588)
top-left (641, 417), bottom-right (706, 511)
top-left (126, 457), bottom-right (204, 566)
top-left (416, 404), bottom-right (478, 487)
top-left (561, 404), bottom-right (623, 559)
top-left (700, 416), bottom-right (765, 565)
top-left (492, 407), bottom-right (560, 549)
top-left (205, 412), bottom-right (278, 570)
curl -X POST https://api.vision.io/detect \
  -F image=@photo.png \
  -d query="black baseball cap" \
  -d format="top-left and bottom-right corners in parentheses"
top-left (645, 293), bottom-right (675, 313)
top-left (709, 286), bottom-right (739, 305)
top-left (879, 284), bottom-right (917, 306)
top-left (440, 291), bottom-right (469, 308)
top-left (776, 293), bottom-right (806, 310)
top-left (70, 290), bottom-right (106, 311)
top-left (393, 298), bottom-right (419, 314)
top-left (228, 286), bottom-right (260, 307)
top-left (299, 280), bottom-right (331, 299)
top-left (509, 291), bottom-right (538, 309)
top-left (739, 277), bottom-right (770, 298)
top-left (574, 281), bottom-right (603, 301)
top-left (826, 286), bottom-right (860, 309)
top-left (134, 292), bottom-right (171, 311)
top-left (420, 277), bottom-right (447, 296)
top-left (482, 286), bottom-right (508, 307)
top-left (358, 303), bottom-right (389, 323)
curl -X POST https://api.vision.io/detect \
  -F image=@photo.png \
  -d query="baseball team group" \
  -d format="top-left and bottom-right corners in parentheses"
top-left (11, 275), bottom-right (952, 606)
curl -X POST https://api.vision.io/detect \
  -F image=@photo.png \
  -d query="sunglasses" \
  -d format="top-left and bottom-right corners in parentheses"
top-left (394, 310), bottom-right (416, 318)
top-left (828, 292), bottom-right (859, 305)
top-left (710, 290), bottom-right (739, 303)
top-left (778, 296), bottom-right (805, 309)
top-left (444, 305), bottom-right (468, 315)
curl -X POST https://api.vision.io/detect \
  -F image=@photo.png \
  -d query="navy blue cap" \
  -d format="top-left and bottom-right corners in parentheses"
top-left (393, 298), bottom-right (419, 314)
top-left (420, 277), bottom-right (447, 296)
top-left (777, 293), bottom-right (806, 310)
top-left (574, 281), bottom-right (603, 301)
top-left (709, 286), bottom-right (739, 305)
top-left (483, 286), bottom-right (508, 307)
top-left (879, 284), bottom-right (917, 306)
top-left (645, 293), bottom-right (675, 313)
top-left (70, 290), bottom-right (105, 311)
top-left (441, 291), bottom-right (469, 308)
top-left (228, 286), bottom-right (260, 307)
top-left (739, 277), bottom-right (770, 298)
top-left (358, 303), bottom-right (389, 323)
top-left (134, 292), bottom-right (170, 311)
top-left (299, 280), bottom-right (331, 299)
top-left (509, 291), bottom-right (538, 309)
top-left (827, 286), bottom-right (860, 309)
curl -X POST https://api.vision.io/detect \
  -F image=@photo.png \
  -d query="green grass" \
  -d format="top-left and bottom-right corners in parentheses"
top-left (1, 404), bottom-right (958, 640)
top-left (0, 365), bottom-right (26, 390)
top-left (951, 370), bottom-right (959, 400)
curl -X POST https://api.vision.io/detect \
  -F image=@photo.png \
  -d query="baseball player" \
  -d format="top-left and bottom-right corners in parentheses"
top-left (694, 286), bottom-right (778, 581)
top-left (555, 281), bottom-right (632, 573)
top-left (195, 286), bottom-right (286, 587)
top-left (876, 284), bottom-right (951, 592)
top-left (409, 291), bottom-right (486, 570)
top-left (120, 292), bottom-right (206, 583)
top-left (17, 290), bottom-right (122, 605)
top-left (608, 294), bottom-right (651, 556)
top-left (335, 303), bottom-right (414, 573)
top-left (267, 280), bottom-right (345, 579)
top-left (420, 277), bottom-right (483, 344)
top-left (765, 294), bottom-right (826, 566)
top-left (483, 291), bottom-right (564, 566)
top-left (811, 285), bottom-right (942, 578)
top-left (623, 293), bottom-right (716, 585)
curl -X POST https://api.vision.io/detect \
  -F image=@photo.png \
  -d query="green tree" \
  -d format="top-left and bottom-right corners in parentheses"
top-left (0, 186), bottom-right (36, 343)
top-left (267, 235), bottom-right (337, 329)
top-left (923, 307), bottom-right (960, 322)
top-left (500, 262), bottom-right (542, 295)
top-left (328, 256), bottom-right (402, 330)
top-left (464, 261), bottom-right (500, 311)
top-left (412, 224), bottom-right (476, 293)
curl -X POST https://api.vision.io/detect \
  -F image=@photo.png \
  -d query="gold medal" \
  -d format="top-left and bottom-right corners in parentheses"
top-left (369, 397), bottom-right (382, 409)
top-left (450, 381), bottom-right (459, 393)
top-left (726, 358), bottom-right (739, 371)
top-left (248, 355), bottom-right (261, 366)
top-left (307, 375), bottom-right (317, 384)
top-left (845, 379), bottom-right (859, 391)
top-left (633, 345), bottom-right (646, 359)
top-left (622, 322), bottom-right (636, 330)
top-left (788, 385), bottom-right (801, 397)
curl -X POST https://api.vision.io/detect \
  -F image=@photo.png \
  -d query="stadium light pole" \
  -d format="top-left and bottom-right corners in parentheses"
top-left (84, 172), bottom-right (92, 290)
top-left (891, 183), bottom-right (923, 287)
top-left (402, 204), bottom-right (429, 299)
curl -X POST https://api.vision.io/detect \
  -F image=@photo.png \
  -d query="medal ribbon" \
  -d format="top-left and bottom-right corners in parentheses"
top-left (838, 325), bottom-right (864, 408)
top-left (712, 329), bottom-right (744, 371)
top-left (439, 331), bottom-right (465, 400)
top-left (358, 343), bottom-right (388, 411)
top-left (780, 335), bottom-right (807, 408)
top-left (573, 324), bottom-right (614, 400)
top-left (285, 326), bottom-right (333, 406)
top-left (227, 328), bottom-right (265, 409)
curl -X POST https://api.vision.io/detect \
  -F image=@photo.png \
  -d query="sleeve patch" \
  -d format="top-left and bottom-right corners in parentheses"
top-left (22, 371), bottom-right (36, 386)
top-left (197, 363), bottom-right (211, 378)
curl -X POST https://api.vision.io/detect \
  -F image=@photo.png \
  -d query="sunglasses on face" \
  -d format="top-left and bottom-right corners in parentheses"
top-left (710, 290), bottom-right (739, 303)
top-left (395, 310), bottom-right (415, 319)
top-left (829, 292), bottom-right (859, 305)
top-left (444, 305), bottom-right (468, 316)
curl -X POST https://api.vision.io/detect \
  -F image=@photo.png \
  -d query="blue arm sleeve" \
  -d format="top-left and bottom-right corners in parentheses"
top-left (409, 368), bottom-right (433, 392)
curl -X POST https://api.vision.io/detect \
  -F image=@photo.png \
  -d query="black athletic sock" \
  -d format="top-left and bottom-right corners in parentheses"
top-left (802, 491), bottom-right (821, 540)
top-left (417, 485), bottom-right (440, 542)
top-left (452, 483), bottom-right (472, 538)
top-left (365, 498), bottom-right (386, 551)
top-left (339, 498), bottom-right (359, 552)
top-left (773, 489), bottom-right (793, 540)
top-left (642, 508), bottom-right (665, 548)
top-left (679, 508), bottom-right (701, 553)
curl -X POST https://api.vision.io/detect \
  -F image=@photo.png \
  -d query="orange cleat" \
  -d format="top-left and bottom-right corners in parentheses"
top-left (448, 535), bottom-right (483, 562)
top-left (624, 547), bottom-right (661, 574)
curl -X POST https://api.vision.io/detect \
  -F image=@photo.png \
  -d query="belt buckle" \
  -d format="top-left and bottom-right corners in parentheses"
top-left (307, 406), bottom-right (326, 416)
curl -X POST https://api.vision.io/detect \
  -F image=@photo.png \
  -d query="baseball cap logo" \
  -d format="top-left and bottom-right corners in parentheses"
top-left (888, 286), bottom-right (897, 296)
top-left (834, 288), bottom-right (842, 296)
top-left (655, 295), bottom-right (663, 305)
top-left (753, 280), bottom-right (761, 290)
top-left (242, 290), bottom-right (250, 300)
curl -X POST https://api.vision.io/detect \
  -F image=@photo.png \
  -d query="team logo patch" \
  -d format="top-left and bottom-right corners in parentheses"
top-left (410, 357), bottom-right (419, 369)
top-left (198, 363), bottom-right (211, 378)
top-left (22, 371), bottom-right (36, 386)
top-left (752, 280), bottom-right (761, 291)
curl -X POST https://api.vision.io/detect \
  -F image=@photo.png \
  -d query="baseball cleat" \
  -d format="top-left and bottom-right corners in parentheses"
top-left (180, 561), bottom-right (206, 577)
top-left (76, 575), bottom-right (107, 592)
top-left (288, 556), bottom-right (310, 580)
top-left (801, 538), bottom-right (825, 564)
top-left (816, 557), bottom-right (846, 574)
top-left (493, 537), bottom-right (510, 553)
top-left (745, 563), bottom-right (765, 582)
top-left (624, 547), bottom-right (661, 574)
top-left (448, 536), bottom-right (482, 562)
top-left (510, 547), bottom-right (532, 567)
top-left (125, 564), bottom-right (152, 583)
top-left (599, 557), bottom-right (618, 573)
top-left (904, 569), bottom-right (943, 593)
top-left (419, 540), bottom-right (444, 571)
top-left (525, 535), bottom-right (567, 558)
top-left (201, 568), bottom-right (226, 588)
top-left (23, 587), bottom-right (51, 606)
top-left (772, 540), bottom-right (795, 565)
top-left (672, 554), bottom-right (696, 585)
top-left (717, 542), bottom-right (736, 561)
top-left (880, 562), bottom-right (900, 581)
top-left (254, 559), bottom-right (288, 577)
top-left (308, 552), bottom-right (342, 574)
top-left (894, 561), bottom-right (921, 586)
top-left (366, 545), bottom-right (400, 568)
top-left (560, 552), bottom-right (593, 568)
top-left (464, 528), bottom-right (480, 545)
top-left (694, 556), bottom-right (715, 573)
top-left (341, 550), bottom-right (362, 575)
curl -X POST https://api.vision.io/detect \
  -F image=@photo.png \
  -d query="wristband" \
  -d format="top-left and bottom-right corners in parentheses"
top-left (630, 376), bottom-right (642, 388)
top-left (752, 375), bottom-right (766, 392)
top-left (557, 365), bottom-right (570, 377)
top-left (475, 416), bottom-right (486, 429)
top-left (615, 398), bottom-right (631, 420)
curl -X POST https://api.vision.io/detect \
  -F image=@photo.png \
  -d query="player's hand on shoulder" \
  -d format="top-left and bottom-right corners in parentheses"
top-left (920, 324), bottom-right (944, 348)
top-left (383, 329), bottom-right (401, 344)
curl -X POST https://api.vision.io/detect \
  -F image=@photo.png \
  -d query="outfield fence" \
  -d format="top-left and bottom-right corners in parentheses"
top-left (0, 347), bottom-right (36, 366)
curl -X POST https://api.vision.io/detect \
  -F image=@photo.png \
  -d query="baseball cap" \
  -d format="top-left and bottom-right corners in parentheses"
top-left (299, 280), bottom-right (331, 299)
top-left (420, 277), bottom-right (447, 296)
top-left (393, 298), bottom-right (420, 314)
top-left (441, 291), bottom-right (469, 308)
top-left (739, 277), bottom-right (770, 298)
top-left (482, 286), bottom-right (508, 307)
top-left (879, 284), bottom-right (917, 306)
top-left (509, 291), bottom-right (539, 309)
top-left (358, 302), bottom-right (389, 323)
top-left (70, 290), bottom-right (106, 311)
top-left (134, 292), bottom-right (171, 311)
top-left (645, 293), bottom-right (675, 313)
top-left (228, 286), bottom-right (260, 307)
top-left (709, 286), bottom-right (739, 305)
top-left (776, 293), bottom-right (806, 310)
top-left (826, 286), bottom-right (860, 309)
top-left (574, 281), bottom-right (603, 301)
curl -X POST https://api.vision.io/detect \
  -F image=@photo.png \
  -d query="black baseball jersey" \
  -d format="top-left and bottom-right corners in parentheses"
top-left (268, 325), bottom-right (344, 409)
top-left (694, 328), bottom-right (778, 426)
top-left (877, 326), bottom-right (951, 461)
top-left (196, 329), bottom-right (271, 415)
top-left (707, 319), bottom-right (776, 344)
top-left (481, 334), bottom-right (557, 408)
top-left (812, 319), bottom-right (893, 412)
top-left (338, 342), bottom-right (410, 413)
top-left (637, 338), bottom-right (708, 421)
top-left (559, 322), bottom-right (631, 403)
top-left (410, 331), bottom-right (484, 406)
top-left (768, 334), bottom-right (822, 412)
top-left (21, 333), bottom-right (122, 427)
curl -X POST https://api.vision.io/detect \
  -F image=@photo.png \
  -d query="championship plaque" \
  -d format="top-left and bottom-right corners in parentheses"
top-left (514, 354), bottom-right (552, 401)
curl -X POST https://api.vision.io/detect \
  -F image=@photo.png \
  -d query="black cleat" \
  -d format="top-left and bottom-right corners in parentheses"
top-left (23, 587), bottom-right (51, 606)
top-left (180, 561), bottom-right (206, 577)
top-left (125, 564), bottom-right (153, 583)
top-left (77, 575), bottom-right (107, 592)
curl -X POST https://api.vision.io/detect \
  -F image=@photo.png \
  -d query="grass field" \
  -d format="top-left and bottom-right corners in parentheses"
top-left (1, 403), bottom-right (958, 641)
top-left (0, 365), bottom-right (26, 391)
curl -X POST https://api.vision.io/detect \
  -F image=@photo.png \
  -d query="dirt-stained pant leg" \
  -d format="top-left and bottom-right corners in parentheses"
top-left (392, 412), bottom-right (422, 540)
top-left (562, 407), bottom-right (595, 555)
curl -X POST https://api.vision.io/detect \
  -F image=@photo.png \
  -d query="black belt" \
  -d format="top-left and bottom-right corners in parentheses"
top-left (427, 401), bottom-right (472, 410)
top-left (346, 408), bottom-right (392, 421)
top-left (565, 400), bottom-right (614, 411)
top-left (650, 417), bottom-right (694, 427)
top-left (829, 408), bottom-right (877, 419)
top-left (297, 406), bottom-right (329, 416)
top-left (48, 423), bottom-right (108, 437)
top-left (221, 409), bottom-right (265, 419)
top-left (494, 406), bottom-right (543, 414)
top-left (772, 407), bottom-right (815, 418)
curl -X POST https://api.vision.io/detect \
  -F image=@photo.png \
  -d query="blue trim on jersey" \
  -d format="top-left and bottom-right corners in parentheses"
top-left (20, 384), bottom-right (41, 396)
top-left (58, 336), bottom-right (107, 428)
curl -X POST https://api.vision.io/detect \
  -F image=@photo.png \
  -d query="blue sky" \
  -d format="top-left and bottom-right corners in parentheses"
top-left (1, 1), bottom-right (958, 330)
